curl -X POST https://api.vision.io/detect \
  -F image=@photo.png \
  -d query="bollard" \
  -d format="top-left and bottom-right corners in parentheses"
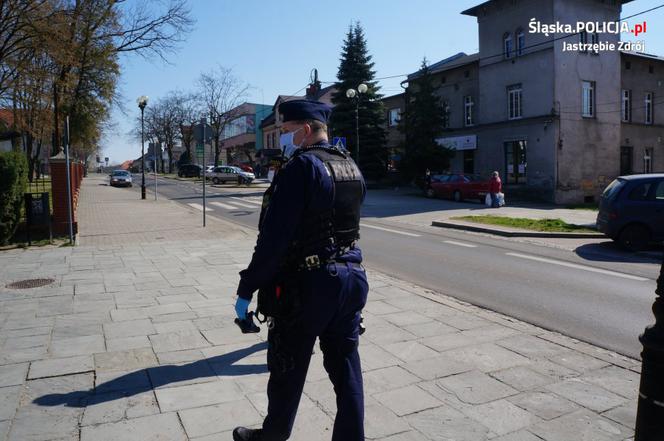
top-left (634, 253), bottom-right (664, 440)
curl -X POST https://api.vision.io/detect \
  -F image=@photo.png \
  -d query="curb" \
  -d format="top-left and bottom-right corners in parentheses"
top-left (431, 220), bottom-right (605, 239)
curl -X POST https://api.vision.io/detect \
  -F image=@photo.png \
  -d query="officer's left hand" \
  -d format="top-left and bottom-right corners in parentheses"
top-left (235, 297), bottom-right (250, 320)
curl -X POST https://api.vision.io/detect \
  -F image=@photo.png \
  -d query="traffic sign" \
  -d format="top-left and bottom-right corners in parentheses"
top-left (194, 123), bottom-right (213, 143)
top-left (195, 143), bottom-right (204, 158)
top-left (332, 137), bottom-right (347, 149)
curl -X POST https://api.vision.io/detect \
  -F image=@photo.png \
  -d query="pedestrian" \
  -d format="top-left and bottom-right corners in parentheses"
top-left (489, 170), bottom-right (502, 208)
top-left (233, 99), bottom-right (369, 441)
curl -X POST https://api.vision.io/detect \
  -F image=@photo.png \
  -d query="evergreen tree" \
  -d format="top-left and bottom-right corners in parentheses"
top-left (399, 58), bottom-right (454, 181)
top-left (330, 22), bottom-right (386, 180)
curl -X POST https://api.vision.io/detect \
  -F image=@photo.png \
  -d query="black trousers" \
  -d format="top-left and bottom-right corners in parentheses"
top-left (262, 262), bottom-right (369, 441)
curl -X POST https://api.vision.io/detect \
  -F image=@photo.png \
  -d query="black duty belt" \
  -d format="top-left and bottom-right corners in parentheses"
top-left (297, 254), bottom-right (363, 271)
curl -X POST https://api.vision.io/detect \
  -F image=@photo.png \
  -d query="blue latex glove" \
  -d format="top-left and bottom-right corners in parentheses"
top-left (235, 297), bottom-right (250, 320)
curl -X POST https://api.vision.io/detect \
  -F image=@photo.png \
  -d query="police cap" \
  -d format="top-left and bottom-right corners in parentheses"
top-left (279, 99), bottom-right (332, 124)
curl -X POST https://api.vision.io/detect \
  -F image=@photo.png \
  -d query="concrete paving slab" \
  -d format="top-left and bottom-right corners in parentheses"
top-left (436, 370), bottom-right (520, 404)
top-left (94, 348), bottom-right (157, 372)
top-left (80, 412), bottom-right (187, 441)
top-left (545, 378), bottom-right (628, 413)
top-left (81, 390), bottom-right (159, 426)
top-left (155, 380), bottom-right (244, 412)
top-left (178, 399), bottom-right (262, 438)
top-left (529, 409), bottom-right (633, 441)
top-left (0, 363), bottom-right (28, 387)
top-left (462, 399), bottom-right (541, 436)
top-left (405, 405), bottom-right (490, 441)
top-left (373, 384), bottom-right (443, 416)
top-left (28, 355), bottom-right (93, 379)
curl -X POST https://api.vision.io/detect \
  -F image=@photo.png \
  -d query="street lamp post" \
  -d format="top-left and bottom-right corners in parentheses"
top-left (634, 253), bottom-right (664, 439)
top-left (345, 83), bottom-right (368, 165)
top-left (137, 95), bottom-right (149, 200)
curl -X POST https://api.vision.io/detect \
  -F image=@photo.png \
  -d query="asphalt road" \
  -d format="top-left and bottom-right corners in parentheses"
top-left (128, 174), bottom-right (660, 359)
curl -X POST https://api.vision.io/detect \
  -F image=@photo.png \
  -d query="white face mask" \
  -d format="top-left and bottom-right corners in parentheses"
top-left (280, 128), bottom-right (304, 159)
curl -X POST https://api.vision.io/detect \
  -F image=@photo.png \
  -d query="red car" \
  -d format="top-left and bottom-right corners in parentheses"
top-left (233, 163), bottom-right (254, 173)
top-left (425, 173), bottom-right (491, 203)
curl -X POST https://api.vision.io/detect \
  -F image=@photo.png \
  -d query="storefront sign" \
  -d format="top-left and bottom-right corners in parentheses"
top-left (436, 135), bottom-right (477, 151)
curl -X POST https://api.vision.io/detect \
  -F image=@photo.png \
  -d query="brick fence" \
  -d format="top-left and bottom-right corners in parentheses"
top-left (50, 151), bottom-right (84, 234)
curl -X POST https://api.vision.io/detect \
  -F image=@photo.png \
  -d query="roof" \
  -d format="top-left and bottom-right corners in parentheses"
top-left (0, 109), bottom-right (14, 128)
top-left (462, 0), bottom-right (634, 16)
top-left (407, 52), bottom-right (480, 81)
top-left (620, 50), bottom-right (664, 62)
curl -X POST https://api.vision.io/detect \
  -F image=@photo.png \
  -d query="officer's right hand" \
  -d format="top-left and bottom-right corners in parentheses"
top-left (235, 297), bottom-right (250, 320)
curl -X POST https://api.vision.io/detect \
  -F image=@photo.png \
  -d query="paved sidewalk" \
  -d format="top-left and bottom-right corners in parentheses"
top-left (0, 175), bottom-right (641, 440)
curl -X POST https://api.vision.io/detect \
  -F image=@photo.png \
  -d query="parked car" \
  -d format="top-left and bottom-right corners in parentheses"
top-left (596, 173), bottom-right (664, 251)
top-left (232, 163), bottom-right (254, 173)
top-left (109, 170), bottom-right (132, 187)
top-left (425, 173), bottom-right (491, 202)
top-left (207, 165), bottom-right (255, 185)
top-left (178, 164), bottom-right (203, 178)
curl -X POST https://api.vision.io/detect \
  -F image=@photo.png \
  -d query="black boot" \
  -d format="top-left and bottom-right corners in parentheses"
top-left (232, 427), bottom-right (263, 441)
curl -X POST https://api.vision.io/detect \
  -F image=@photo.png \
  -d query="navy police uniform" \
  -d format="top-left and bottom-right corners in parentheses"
top-left (233, 100), bottom-right (369, 441)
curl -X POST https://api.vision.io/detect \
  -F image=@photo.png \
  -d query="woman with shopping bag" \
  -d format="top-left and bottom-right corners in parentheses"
top-left (489, 171), bottom-right (503, 208)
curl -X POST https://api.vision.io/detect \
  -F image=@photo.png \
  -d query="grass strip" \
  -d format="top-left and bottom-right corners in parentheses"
top-left (450, 215), bottom-right (597, 233)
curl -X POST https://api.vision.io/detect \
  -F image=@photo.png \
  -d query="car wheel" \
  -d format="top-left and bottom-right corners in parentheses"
top-left (129, 184), bottom-right (132, 187)
top-left (453, 190), bottom-right (462, 202)
top-left (618, 224), bottom-right (651, 252)
top-left (212, 177), bottom-right (220, 185)
top-left (425, 187), bottom-right (436, 198)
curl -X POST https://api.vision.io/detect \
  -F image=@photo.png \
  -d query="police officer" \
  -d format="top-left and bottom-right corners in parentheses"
top-left (233, 99), bottom-right (369, 441)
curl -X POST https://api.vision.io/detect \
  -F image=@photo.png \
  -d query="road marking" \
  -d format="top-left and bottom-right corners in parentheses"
top-left (187, 203), bottom-right (208, 211)
top-left (505, 252), bottom-right (649, 281)
top-left (360, 223), bottom-right (421, 237)
top-left (443, 240), bottom-right (477, 248)
top-left (228, 198), bottom-right (261, 208)
top-left (210, 201), bottom-right (241, 210)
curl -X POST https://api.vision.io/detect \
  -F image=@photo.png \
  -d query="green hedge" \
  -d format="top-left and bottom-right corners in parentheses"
top-left (0, 152), bottom-right (28, 244)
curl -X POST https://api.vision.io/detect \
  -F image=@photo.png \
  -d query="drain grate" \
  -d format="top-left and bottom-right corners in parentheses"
top-left (6, 278), bottom-right (55, 289)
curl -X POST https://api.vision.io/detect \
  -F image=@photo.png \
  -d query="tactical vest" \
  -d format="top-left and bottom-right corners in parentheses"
top-left (283, 146), bottom-right (363, 269)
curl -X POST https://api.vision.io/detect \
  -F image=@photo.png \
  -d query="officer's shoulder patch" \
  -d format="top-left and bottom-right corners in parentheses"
top-left (327, 160), bottom-right (361, 182)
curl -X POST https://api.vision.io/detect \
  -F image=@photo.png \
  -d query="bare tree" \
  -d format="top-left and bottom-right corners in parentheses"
top-left (0, 0), bottom-right (51, 100)
top-left (170, 90), bottom-right (200, 163)
top-left (197, 66), bottom-right (249, 166)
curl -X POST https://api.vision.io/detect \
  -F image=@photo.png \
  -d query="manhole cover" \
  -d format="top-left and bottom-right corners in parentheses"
top-left (6, 278), bottom-right (55, 289)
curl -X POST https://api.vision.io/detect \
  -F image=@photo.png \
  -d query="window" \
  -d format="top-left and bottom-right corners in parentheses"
top-left (388, 108), bottom-right (400, 127)
top-left (628, 183), bottom-right (652, 201)
top-left (655, 180), bottom-right (664, 200)
top-left (464, 96), bottom-right (474, 126)
top-left (621, 89), bottom-right (631, 122)
top-left (620, 146), bottom-right (633, 175)
top-left (517, 29), bottom-right (525, 56)
top-left (590, 32), bottom-right (599, 54)
top-left (580, 31), bottom-right (588, 53)
top-left (582, 81), bottom-right (595, 117)
top-left (503, 33), bottom-right (513, 59)
top-left (645, 93), bottom-right (653, 125)
top-left (442, 100), bottom-right (450, 128)
top-left (644, 148), bottom-right (653, 173)
top-left (507, 85), bottom-right (522, 120)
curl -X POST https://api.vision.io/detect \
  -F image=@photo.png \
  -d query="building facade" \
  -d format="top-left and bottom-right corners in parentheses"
top-left (381, 93), bottom-right (406, 170)
top-left (408, 0), bottom-right (662, 203)
top-left (221, 103), bottom-right (272, 165)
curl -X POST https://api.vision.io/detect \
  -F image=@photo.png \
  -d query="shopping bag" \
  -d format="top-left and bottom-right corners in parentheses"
top-left (497, 192), bottom-right (505, 207)
top-left (485, 193), bottom-right (492, 207)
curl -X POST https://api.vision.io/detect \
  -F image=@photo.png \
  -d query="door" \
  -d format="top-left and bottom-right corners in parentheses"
top-left (504, 140), bottom-right (527, 184)
top-left (463, 150), bottom-right (475, 174)
top-left (620, 146), bottom-right (633, 175)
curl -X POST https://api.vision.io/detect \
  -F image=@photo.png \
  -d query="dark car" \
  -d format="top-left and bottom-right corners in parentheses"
top-left (596, 173), bottom-right (664, 251)
top-left (425, 173), bottom-right (491, 203)
top-left (109, 170), bottom-right (132, 187)
top-left (178, 164), bottom-right (202, 178)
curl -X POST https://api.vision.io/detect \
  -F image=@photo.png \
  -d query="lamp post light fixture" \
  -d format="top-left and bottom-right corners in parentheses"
top-left (346, 83), bottom-right (368, 165)
top-left (137, 95), bottom-right (149, 200)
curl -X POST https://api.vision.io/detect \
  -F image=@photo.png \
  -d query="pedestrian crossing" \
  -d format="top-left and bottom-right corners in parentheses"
top-left (187, 196), bottom-right (262, 212)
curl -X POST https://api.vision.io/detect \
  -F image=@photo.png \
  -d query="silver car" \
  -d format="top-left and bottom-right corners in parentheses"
top-left (109, 170), bottom-right (133, 187)
top-left (207, 166), bottom-right (255, 185)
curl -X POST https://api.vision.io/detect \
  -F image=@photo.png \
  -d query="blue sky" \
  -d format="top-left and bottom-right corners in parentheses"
top-left (104, 0), bottom-right (664, 164)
